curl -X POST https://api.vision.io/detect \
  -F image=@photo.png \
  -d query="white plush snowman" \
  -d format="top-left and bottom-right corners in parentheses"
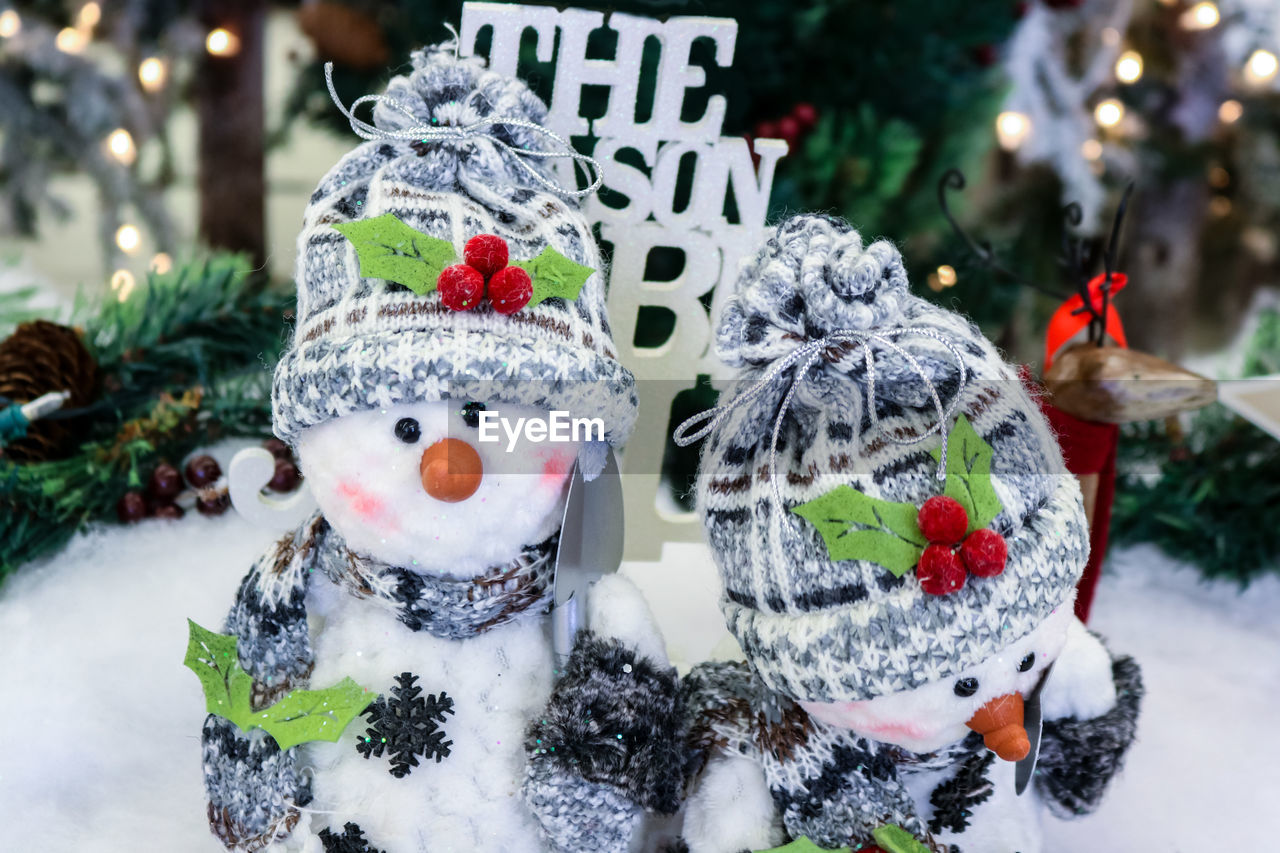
top-left (198, 44), bottom-right (683, 853)
top-left (675, 214), bottom-right (1143, 853)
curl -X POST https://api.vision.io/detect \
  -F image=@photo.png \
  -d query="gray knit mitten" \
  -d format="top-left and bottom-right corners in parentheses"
top-left (523, 577), bottom-right (685, 852)
top-left (200, 519), bottom-right (323, 850)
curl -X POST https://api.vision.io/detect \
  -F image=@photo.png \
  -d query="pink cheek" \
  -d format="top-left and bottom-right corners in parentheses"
top-left (336, 480), bottom-right (396, 529)
top-left (539, 451), bottom-right (573, 489)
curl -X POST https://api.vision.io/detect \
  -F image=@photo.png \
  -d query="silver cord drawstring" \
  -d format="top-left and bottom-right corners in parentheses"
top-left (672, 327), bottom-right (968, 507)
top-left (324, 62), bottom-right (603, 199)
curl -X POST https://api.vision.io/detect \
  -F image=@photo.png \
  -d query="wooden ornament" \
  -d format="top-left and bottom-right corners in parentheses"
top-left (1043, 343), bottom-right (1217, 424)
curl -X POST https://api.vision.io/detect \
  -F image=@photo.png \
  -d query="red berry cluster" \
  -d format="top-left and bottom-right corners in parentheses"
top-left (914, 496), bottom-right (1008, 596)
top-left (747, 102), bottom-right (820, 160)
top-left (436, 234), bottom-right (532, 315)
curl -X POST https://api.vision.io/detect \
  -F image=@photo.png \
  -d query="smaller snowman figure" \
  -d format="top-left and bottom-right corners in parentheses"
top-left (199, 43), bottom-right (682, 853)
top-left (673, 215), bottom-right (1142, 853)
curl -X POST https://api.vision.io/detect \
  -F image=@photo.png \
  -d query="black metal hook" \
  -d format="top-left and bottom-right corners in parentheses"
top-left (936, 169), bottom-right (1137, 345)
top-left (937, 169), bottom-right (1072, 300)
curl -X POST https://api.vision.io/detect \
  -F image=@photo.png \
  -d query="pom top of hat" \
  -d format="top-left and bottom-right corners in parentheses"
top-left (716, 215), bottom-right (910, 369)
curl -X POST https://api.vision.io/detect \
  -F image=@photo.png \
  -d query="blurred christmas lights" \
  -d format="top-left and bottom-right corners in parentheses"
top-left (996, 111), bottom-right (1031, 150)
top-left (1245, 49), bottom-right (1279, 87)
top-left (206, 28), bottom-right (239, 57)
top-left (115, 224), bottom-right (141, 254)
top-left (138, 57), bottom-right (166, 93)
top-left (0, 10), bottom-right (20, 38)
top-left (1094, 99), bottom-right (1124, 128)
top-left (1116, 50), bottom-right (1144, 84)
top-left (106, 129), bottom-right (136, 166)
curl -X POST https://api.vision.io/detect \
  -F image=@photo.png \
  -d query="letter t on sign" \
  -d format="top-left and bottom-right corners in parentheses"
top-left (458, 1), bottom-right (559, 78)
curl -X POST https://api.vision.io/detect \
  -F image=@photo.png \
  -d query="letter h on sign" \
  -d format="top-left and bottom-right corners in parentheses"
top-left (459, 2), bottom-right (786, 558)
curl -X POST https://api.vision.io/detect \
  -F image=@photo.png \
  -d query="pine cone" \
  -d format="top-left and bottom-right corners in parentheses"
top-left (0, 320), bottom-right (100, 462)
top-left (297, 2), bottom-right (389, 70)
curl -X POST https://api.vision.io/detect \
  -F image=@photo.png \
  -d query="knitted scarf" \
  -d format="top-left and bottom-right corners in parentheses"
top-left (313, 518), bottom-right (557, 640)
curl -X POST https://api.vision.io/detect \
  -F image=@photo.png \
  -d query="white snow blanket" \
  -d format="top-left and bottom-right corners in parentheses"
top-left (0, 460), bottom-right (1276, 850)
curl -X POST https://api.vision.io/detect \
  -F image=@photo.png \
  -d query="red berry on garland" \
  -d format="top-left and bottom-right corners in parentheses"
top-left (148, 462), bottom-right (183, 500)
top-left (918, 544), bottom-right (967, 595)
top-left (151, 502), bottom-right (185, 520)
top-left (436, 264), bottom-right (485, 312)
top-left (973, 44), bottom-right (997, 67)
top-left (185, 454), bottom-right (222, 488)
top-left (116, 491), bottom-right (148, 524)
top-left (488, 265), bottom-right (533, 315)
top-left (196, 492), bottom-right (232, 517)
top-left (755, 120), bottom-right (780, 140)
top-left (1013, 1), bottom-right (1029, 18)
top-left (917, 495), bottom-right (969, 545)
top-left (262, 438), bottom-right (292, 460)
top-left (792, 102), bottom-right (819, 131)
top-left (960, 528), bottom-right (1008, 578)
top-left (1042, 0), bottom-right (1083, 8)
top-left (268, 458), bottom-right (302, 493)
top-left (463, 234), bottom-right (509, 279)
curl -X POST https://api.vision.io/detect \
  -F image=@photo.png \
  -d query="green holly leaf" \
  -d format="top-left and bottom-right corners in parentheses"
top-left (871, 824), bottom-right (931, 853)
top-left (511, 245), bottom-right (594, 308)
top-left (183, 619), bottom-right (256, 732)
top-left (930, 414), bottom-right (1004, 532)
top-left (792, 485), bottom-right (926, 574)
top-left (255, 677), bottom-right (375, 751)
top-left (757, 837), bottom-right (850, 853)
top-left (333, 213), bottom-right (455, 295)
top-left (184, 620), bottom-right (374, 749)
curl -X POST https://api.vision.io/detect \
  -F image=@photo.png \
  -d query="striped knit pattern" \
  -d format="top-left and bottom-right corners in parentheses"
top-left (682, 660), bottom-right (944, 852)
top-left (271, 42), bottom-right (636, 445)
top-left (202, 516), bottom-right (323, 850)
top-left (696, 215), bottom-right (1090, 703)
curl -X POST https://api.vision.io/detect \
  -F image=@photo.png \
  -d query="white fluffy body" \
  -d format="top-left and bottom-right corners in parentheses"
top-left (681, 756), bottom-right (783, 853)
top-left (293, 578), bottom-right (554, 853)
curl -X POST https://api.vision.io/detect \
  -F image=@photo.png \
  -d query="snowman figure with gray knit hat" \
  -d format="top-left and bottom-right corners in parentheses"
top-left (673, 214), bottom-right (1142, 853)
top-left (194, 42), bottom-right (683, 853)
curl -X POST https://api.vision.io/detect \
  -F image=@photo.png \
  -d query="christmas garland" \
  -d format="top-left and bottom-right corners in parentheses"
top-left (0, 255), bottom-right (292, 580)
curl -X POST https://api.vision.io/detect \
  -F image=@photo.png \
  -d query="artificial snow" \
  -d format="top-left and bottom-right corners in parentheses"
top-left (0, 472), bottom-right (1277, 850)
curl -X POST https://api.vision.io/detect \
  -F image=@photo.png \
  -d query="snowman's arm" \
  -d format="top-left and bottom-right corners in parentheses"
top-left (1035, 624), bottom-right (1144, 819)
top-left (682, 754), bottom-right (784, 853)
top-left (678, 661), bottom-right (781, 853)
top-left (523, 575), bottom-right (684, 852)
top-left (201, 520), bottom-right (321, 850)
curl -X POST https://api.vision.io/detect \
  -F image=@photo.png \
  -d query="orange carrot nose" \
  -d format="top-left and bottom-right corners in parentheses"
top-left (966, 693), bottom-right (1030, 762)
top-left (420, 438), bottom-right (483, 502)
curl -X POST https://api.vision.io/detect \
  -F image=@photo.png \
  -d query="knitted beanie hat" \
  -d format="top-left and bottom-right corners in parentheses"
top-left (271, 42), bottom-right (637, 446)
top-left (685, 214), bottom-right (1089, 703)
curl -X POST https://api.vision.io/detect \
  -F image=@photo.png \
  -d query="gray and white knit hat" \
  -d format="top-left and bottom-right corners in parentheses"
top-left (271, 42), bottom-right (636, 445)
top-left (684, 214), bottom-right (1088, 703)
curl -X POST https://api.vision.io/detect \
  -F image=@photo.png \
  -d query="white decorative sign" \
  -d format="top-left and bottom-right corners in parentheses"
top-left (460, 2), bottom-right (785, 558)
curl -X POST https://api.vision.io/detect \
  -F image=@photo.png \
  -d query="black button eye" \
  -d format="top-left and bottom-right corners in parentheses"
top-left (460, 401), bottom-right (486, 429)
top-left (953, 677), bottom-right (979, 698)
top-left (394, 417), bottom-right (421, 444)
top-left (1018, 652), bottom-right (1036, 673)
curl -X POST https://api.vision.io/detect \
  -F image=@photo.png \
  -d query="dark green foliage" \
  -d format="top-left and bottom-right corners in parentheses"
top-left (1112, 310), bottom-right (1280, 583)
top-left (0, 256), bottom-right (292, 579)
top-left (286, 0), bottom-right (1017, 258)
